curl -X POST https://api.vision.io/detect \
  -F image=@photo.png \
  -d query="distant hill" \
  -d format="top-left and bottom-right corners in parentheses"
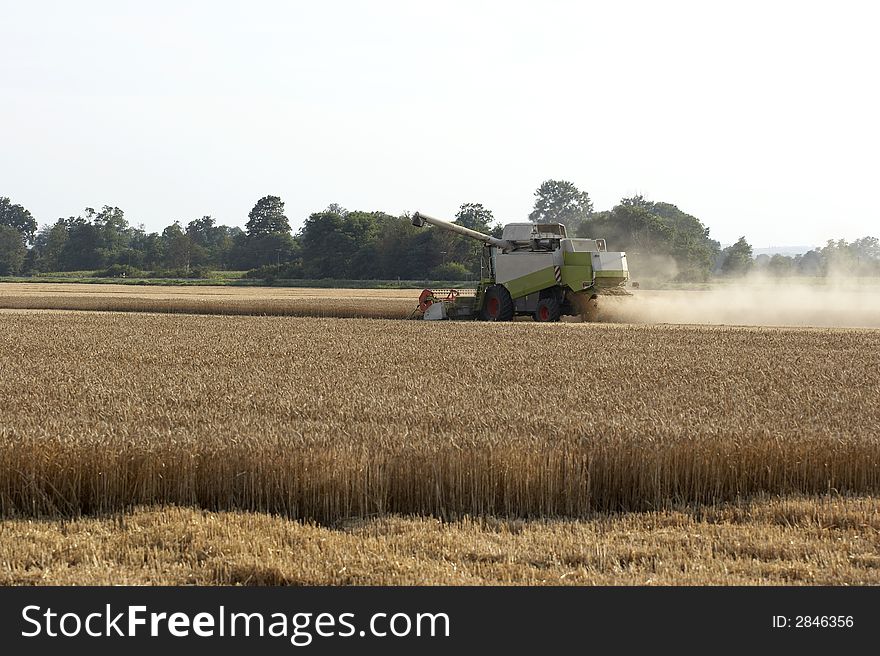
top-left (752, 246), bottom-right (817, 257)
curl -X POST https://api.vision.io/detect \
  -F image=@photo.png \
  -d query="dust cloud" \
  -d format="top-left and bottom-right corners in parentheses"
top-left (594, 280), bottom-right (880, 328)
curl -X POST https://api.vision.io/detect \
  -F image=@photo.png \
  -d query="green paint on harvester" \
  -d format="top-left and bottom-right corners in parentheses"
top-left (561, 265), bottom-right (592, 292)
top-left (503, 267), bottom-right (559, 299)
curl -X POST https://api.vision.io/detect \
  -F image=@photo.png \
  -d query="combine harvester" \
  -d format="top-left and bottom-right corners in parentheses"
top-left (411, 212), bottom-right (631, 321)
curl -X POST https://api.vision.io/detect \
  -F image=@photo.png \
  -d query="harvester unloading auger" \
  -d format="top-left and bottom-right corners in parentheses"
top-left (410, 212), bottom-right (632, 321)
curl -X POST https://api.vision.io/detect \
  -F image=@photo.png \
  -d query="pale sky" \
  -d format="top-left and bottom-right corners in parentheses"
top-left (2, 1), bottom-right (878, 247)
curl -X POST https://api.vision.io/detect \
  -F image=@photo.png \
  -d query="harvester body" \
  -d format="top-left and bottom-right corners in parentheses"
top-left (411, 212), bottom-right (629, 321)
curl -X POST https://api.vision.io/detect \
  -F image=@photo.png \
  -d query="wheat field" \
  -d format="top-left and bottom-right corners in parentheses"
top-left (3, 497), bottom-right (879, 585)
top-left (0, 282), bottom-right (415, 318)
top-left (1, 307), bottom-right (878, 584)
top-left (4, 281), bottom-right (880, 329)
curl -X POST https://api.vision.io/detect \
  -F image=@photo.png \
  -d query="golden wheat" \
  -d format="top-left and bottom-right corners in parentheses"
top-left (1, 311), bottom-right (878, 521)
top-left (2, 496), bottom-right (879, 585)
top-left (4, 282), bottom-right (880, 329)
top-left (0, 282), bottom-right (414, 318)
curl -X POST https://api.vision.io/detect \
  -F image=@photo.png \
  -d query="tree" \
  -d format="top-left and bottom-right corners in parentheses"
top-left (371, 215), bottom-right (425, 279)
top-left (0, 225), bottom-right (27, 275)
top-left (298, 208), bottom-right (388, 278)
top-left (753, 253), bottom-right (771, 270)
top-left (237, 232), bottom-right (297, 269)
top-left (87, 205), bottom-right (129, 265)
top-left (161, 221), bottom-right (193, 270)
top-left (185, 216), bottom-right (225, 268)
top-left (579, 197), bottom-right (719, 281)
top-left (246, 195), bottom-right (290, 237)
top-left (851, 236), bottom-right (880, 261)
top-left (819, 236), bottom-right (880, 276)
top-left (182, 217), bottom-right (240, 269)
top-left (640, 199), bottom-right (719, 279)
top-left (767, 253), bottom-right (794, 277)
top-left (528, 180), bottom-right (593, 231)
top-left (795, 249), bottom-right (823, 276)
top-left (128, 226), bottom-right (163, 270)
top-left (454, 203), bottom-right (493, 232)
top-left (60, 216), bottom-right (102, 270)
top-left (0, 197), bottom-right (38, 244)
top-left (29, 206), bottom-right (130, 271)
top-left (431, 262), bottom-right (470, 280)
top-left (31, 221), bottom-right (68, 272)
top-left (720, 237), bottom-right (753, 276)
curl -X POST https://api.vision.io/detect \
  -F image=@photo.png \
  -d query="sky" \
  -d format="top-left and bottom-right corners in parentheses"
top-left (1, 1), bottom-right (878, 248)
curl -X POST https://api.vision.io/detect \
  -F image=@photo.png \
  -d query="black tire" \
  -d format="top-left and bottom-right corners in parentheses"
top-left (480, 285), bottom-right (514, 321)
top-left (534, 297), bottom-right (561, 322)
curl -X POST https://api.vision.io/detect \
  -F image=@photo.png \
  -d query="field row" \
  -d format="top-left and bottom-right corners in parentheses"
top-left (4, 282), bottom-right (880, 328)
top-left (1, 311), bottom-right (879, 520)
top-left (3, 497), bottom-right (878, 585)
top-left (0, 283), bottom-right (415, 318)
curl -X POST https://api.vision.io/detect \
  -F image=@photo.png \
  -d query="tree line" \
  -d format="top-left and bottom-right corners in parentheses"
top-left (1, 184), bottom-right (878, 280)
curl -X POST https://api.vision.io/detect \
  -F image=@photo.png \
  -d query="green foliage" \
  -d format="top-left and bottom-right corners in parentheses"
top-left (299, 208), bottom-right (391, 279)
top-left (31, 222), bottom-right (68, 272)
top-left (430, 262), bottom-right (471, 280)
top-left (454, 203), bottom-right (494, 232)
top-left (28, 207), bottom-right (240, 275)
top-left (796, 249), bottom-right (823, 276)
top-left (233, 197), bottom-right (296, 268)
top-left (753, 253), bottom-right (794, 277)
top-left (162, 221), bottom-right (191, 270)
top-left (244, 261), bottom-right (304, 282)
top-left (451, 203), bottom-right (495, 271)
top-left (246, 195), bottom-right (290, 237)
top-left (0, 225), bottom-right (27, 275)
top-left (93, 264), bottom-right (145, 278)
top-left (529, 180), bottom-right (593, 232)
top-left (236, 232), bottom-right (298, 269)
top-left (820, 237), bottom-right (880, 276)
top-left (59, 217), bottom-right (101, 270)
top-left (738, 238), bottom-right (880, 278)
top-left (149, 266), bottom-right (211, 279)
top-left (579, 196), bottom-right (719, 280)
top-left (290, 204), bottom-right (494, 281)
top-left (186, 216), bottom-right (234, 268)
top-left (88, 205), bottom-right (128, 263)
top-left (720, 237), bottom-right (754, 276)
top-left (0, 196), bottom-right (37, 244)
top-left (22, 188), bottom-right (877, 285)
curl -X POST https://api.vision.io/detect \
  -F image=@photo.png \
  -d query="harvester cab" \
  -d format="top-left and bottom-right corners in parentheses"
top-left (410, 212), bottom-right (630, 322)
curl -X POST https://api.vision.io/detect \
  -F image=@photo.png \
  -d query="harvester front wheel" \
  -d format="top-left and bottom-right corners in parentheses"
top-left (534, 297), bottom-right (561, 322)
top-left (481, 285), bottom-right (514, 321)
